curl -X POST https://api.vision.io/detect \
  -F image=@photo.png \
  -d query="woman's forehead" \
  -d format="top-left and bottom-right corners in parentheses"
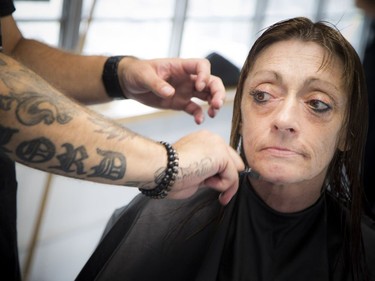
top-left (245, 40), bottom-right (346, 89)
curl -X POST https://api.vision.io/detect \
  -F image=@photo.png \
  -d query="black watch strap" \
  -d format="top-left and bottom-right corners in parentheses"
top-left (102, 55), bottom-right (126, 99)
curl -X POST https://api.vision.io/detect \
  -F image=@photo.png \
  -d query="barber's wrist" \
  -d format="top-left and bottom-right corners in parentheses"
top-left (139, 141), bottom-right (179, 199)
top-left (102, 55), bottom-right (126, 100)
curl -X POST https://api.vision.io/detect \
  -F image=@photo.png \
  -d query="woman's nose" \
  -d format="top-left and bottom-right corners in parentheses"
top-left (271, 98), bottom-right (299, 134)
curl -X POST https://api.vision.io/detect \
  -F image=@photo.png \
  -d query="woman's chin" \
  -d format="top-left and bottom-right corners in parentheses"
top-left (253, 165), bottom-right (302, 185)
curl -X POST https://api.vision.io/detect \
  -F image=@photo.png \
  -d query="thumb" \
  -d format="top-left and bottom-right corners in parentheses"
top-left (158, 83), bottom-right (175, 98)
top-left (143, 71), bottom-right (175, 98)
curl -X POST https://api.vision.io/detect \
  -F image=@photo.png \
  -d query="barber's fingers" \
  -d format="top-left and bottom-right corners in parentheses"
top-left (205, 75), bottom-right (226, 117)
top-left (147, 59), bottom-right (212, 98)
top-left (183, 59), bottom-right (225, 114)
top-left (203, 147), bottom-right (244, 205)
top-left (191, 74), bottom-right (225, 118)
top-left (183, 101), bottom-right (205, 124)
top-left (179, 59), bottom-right (211, 92)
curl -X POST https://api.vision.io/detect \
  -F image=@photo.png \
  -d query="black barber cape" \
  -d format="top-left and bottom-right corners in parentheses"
top-left (77, 175), bottom-right (375, 281)
top-left (0, 157), bottom-right (20, 281)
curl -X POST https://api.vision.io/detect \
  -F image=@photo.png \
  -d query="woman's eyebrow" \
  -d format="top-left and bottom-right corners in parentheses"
top-left (304, 77), bottom-right (341, 92)
top-left (251, 70), bottom-right (281, 82)
top-left (304, 77), bottom-right (346, 107)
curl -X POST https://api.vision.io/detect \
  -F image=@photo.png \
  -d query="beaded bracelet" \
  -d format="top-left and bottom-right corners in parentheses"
top-left (102, 55), bottom-right (126, 99)
top-left (139, 141), bottom-right (179, 199)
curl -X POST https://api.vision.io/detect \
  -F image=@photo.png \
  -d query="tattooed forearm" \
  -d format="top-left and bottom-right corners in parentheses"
top-left (14, 136), bottom-right (126, 181)
top-left (1, 55), bottom-right (131, 184)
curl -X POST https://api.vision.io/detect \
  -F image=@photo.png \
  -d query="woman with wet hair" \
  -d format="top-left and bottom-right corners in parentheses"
top-left (77, 17), bottom-right (375, 281)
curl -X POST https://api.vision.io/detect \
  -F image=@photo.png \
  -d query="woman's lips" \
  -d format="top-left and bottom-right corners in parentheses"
top-left (261, 146), bottom-right (304, 157)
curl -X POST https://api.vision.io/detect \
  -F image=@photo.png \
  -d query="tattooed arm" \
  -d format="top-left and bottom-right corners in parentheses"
top-left (1, 15), bottom-right (225, 124)
top-left (0, 53), bottom-right (244, 204)
top-left (0, 53), bottom-right (160, 185)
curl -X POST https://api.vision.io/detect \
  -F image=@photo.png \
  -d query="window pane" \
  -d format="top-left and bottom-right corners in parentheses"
top-left (266, 0), bottom-right (316, 18)
top-left (90, 0), bottom-right (174, 19)
top-left (82, 21), bottom-right (171, 57)
top-left (325, 0), bottom-right (358, 14)
top-left (17, 22), bottom-right (60, 46)
top-left (187, 0), bottom-right (256, 17)
top-left (13, 0), bottom-right (63, 46)
top-left (81, 0), bottom-right (174, 57)
top-left (180, 21), bottom-right (252, 67)
top-left (14, 0), bottom-right (63, 20)
top-left (323, 0), bottom-right (364, 51)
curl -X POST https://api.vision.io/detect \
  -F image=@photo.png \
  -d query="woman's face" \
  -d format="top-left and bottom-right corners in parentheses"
top-left (241, 40), bottom-right (347, 187)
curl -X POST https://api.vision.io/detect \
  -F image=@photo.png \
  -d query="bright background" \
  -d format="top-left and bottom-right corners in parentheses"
top-left (12, 0), bottom-right (367, 280)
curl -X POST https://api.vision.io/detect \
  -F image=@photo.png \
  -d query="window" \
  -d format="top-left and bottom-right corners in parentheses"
top-left (13, 0), bottom-right (365, 119)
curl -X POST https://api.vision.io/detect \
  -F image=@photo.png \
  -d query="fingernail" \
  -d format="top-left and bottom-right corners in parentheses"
top-left (161, 86), bottom-right (174, 96)
top-left (197, 82), bottom-right (206, 91)
top-left (196, 115), bottom-right (204, 124)
top-left (211, 109), bottom-right (218, 117)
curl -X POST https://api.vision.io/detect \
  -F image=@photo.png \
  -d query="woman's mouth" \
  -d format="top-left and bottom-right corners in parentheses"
top-left (262, 146), bottom-right (304, 157)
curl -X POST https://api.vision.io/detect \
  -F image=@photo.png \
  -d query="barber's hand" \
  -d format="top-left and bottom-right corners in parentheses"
top-left (167, 130), bottom-right (245, 205)
top-left (118, 57), bottom-right (225, 124)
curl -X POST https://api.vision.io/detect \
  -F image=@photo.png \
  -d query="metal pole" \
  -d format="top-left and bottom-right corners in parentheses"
top-left (169, 0), bottom-right (188, 57)
top-left (59, 0), bottom-right (83, 51)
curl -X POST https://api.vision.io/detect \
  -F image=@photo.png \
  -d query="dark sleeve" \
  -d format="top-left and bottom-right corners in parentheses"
top-left (0, 157), bottom-right (21, 281)
top-left (76, 189), bottom-right (223, 281)
top-left (0, 0), bottom-right (16, 17)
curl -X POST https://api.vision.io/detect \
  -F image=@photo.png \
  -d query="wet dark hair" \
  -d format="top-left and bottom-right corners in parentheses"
top-left (230, 17), bottom-right (369, 280)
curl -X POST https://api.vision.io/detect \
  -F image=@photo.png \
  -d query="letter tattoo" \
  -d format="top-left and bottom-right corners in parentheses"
top-left (0, 94), bottom-right (16, 111)
top-left (0, 125), bottom-right (19, 155)
top-left (50, 143), bottom-right (88, 174)
top-left (16, 137), bottom-right (55, 163)
top-left (88, 148), bottom-right (126, 180)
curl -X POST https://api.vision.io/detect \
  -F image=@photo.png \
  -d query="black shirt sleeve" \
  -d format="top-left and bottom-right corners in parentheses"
top-left (0, 0), bottom-right (16, 17)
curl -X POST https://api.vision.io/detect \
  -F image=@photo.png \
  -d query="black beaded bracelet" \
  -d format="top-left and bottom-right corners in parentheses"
top-left (102, 55), bottom-right (126, 99)
top-left (139, 141), bottom-right (179, 199)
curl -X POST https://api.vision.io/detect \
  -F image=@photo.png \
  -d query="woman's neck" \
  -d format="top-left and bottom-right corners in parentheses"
top-left (249, 178), bottom-right (324, 213)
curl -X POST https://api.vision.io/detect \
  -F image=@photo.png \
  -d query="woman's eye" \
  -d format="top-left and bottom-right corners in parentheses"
top-left (250, 90), bottom-right (271, 103)
top-left (307, 99), bottom-right (332, 113)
